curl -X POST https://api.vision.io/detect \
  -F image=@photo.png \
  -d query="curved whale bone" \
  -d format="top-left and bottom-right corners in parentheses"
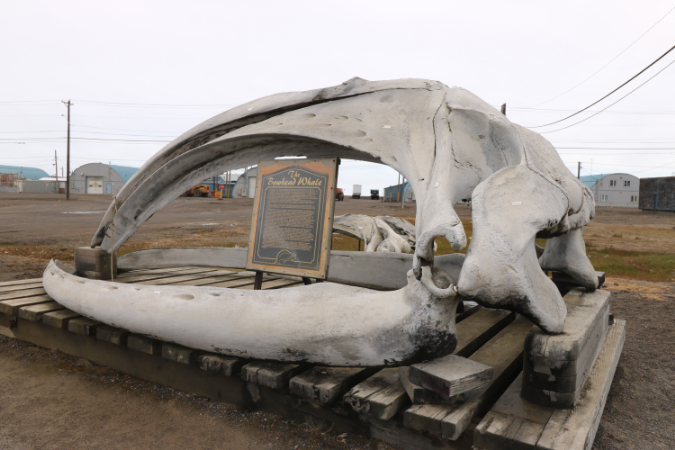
top-left (43, 260), bottom-right (459, 367)
top-left (74, 77), bottom-right (598, 335)
top-left (332, 214), bottom-right (435, 254)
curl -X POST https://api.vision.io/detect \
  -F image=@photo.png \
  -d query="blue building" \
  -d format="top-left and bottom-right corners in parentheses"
top-left (0, 165), bottom-right (50, 180)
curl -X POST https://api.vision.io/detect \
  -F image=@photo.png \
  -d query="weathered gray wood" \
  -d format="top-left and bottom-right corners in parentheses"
top-left (0, 294), bottom-right (52, 316)
top-left (0, 287), bottom-right (47, 302)
top-left (96, 326), bottom-right (129, 346)
top-left (115, 267), bottom-right (213, 283)
top-left (68, 317), bottom-right (102, 336)
top-left (198, 354), bottom-right (245, 376)
top-left (290, 366), bottom-right (370, 404)
top-left (403, 315), bottom-right (533, 440)
top-left (18, 301), bottom-right (64, 321)
top-left (0, 281), bottom-right (44, 293)
top-left (475, 319), bottom-right (625, 450)
top-left (522, 289), bottom-right (610, 408)
top-left (117, 247), bottom-right (466, 291)
top-left (0, 278), bottom-right (42, 287)
top-left (162, 343), bottom-right (195, 364)
top-left (440, 315), bottom-right (534, 440)
top-left (42, 309), bottom-right (81, 329)
top-left (127, 334), bottom-right (162, 355)
top-left (398, 309), bottom-right (515, 406)
top-left (343, 368), bottom-right (411, 420)
top-left (344, 368), bottom-right (400, 413)
top-left (204, 274), bottom-right (274, 289)
top-left (409, 355), bottom-right (493, 398)
top-left (240, 278), bottom-right (304, 290)
top-left (135, 270), bottom-right (222, 286)
top-left (241, 361), bottom-right (306, 390)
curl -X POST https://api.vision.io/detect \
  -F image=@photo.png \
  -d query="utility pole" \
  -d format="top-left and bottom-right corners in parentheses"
top-left (62, 100), bottom-right (72, 200)
top-left (401, 177), bottom-right (406, 209)
top-left (54, 150), bottom-right (58, 182)
top-left (577, 162), bottom-right (581, 179)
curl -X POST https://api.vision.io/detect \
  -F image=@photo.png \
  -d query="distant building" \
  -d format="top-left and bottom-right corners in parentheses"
top-left (639, 176), bottom-right (675, 212)
top-left (0, 165), bottom-right (50, 181)
top-left (383, 182), bottom-right (415, 202)
top-left (580, 173), bottom-right (640, 208)
top-left (69, 163), bottom-right (139, 195)
top-left (232, 167), bottom-right (258, 198)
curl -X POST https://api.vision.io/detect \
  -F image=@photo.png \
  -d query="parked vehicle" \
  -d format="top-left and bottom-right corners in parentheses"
top-left (370, 189), bottom-right (380, 200)
top-left (352, 184), bottom-right (362, 199)
top-left (187, 184), bottom-right (210, 197)
top-left (335, 188), bottom-right (344, 201)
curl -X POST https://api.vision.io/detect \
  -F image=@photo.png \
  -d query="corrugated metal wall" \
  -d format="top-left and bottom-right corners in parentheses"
top-left (639, 177), bottom-right (675, 212)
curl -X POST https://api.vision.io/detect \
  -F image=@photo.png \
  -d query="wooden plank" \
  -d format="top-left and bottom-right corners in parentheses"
top-left (172, 272), bottom-right (244, 287)
top-left (135, 270), bottom-right (222, 286)
top-left (474, 320), bottom-right (625, 450)
top-left (18, 301), bottom-right (64, 321)
top-left (96, 326), bottom-right (129, 346)
top-left (403, 315), bottom-right (533, 440)
top-left (440, 315), bottom-right (534, 440)
top-left (409, 355), bottom-right (493, 398)
top-left (241, 361), bottom-right (306, 390)
top-left (162, 343), bottom-right (195, 364)
top-left (343, 367), bottom-right (411, 420)
top-left (127, 334), bottom-right (162, 355)
top-left (289, 366), bottom-right (371, 404)
top-left (0, 294), bottom-right (52, 316)
top-left (344, 368), bottom-right (401, 414)
top-left (399, 309), bottom-right (515, 406)
top-left (522, 289), bottom-right (610, 408)
top-left (0, 281), bottom-right (44, 293)
top-left (67, 317), bottom-right (101, 336)
top-left (42, 309), bottom-right (81, 329)
top-left (240, 278), bottom-right (303, 290)
top-left (0, 287), bottom-right (47, 302)
top-left (198, 354), bottom-right (245, 376)
top-left (206, 275), bottom-right (276, 289)
top-left (0, 278), bottom-right (42, 287)
top-left (115, 267), bottom-right (212, 283)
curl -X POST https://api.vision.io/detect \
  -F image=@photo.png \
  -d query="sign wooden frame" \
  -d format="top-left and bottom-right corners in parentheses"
top-left (246, 158), bottom-right (338, 279)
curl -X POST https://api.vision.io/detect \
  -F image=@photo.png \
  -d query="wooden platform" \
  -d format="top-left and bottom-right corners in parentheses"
top-left (0, 268), bottom-right (622, 450)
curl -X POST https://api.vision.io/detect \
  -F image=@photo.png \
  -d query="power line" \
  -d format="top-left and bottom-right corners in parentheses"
top-left (529, 43), bottom-right (675, 128)
top-left (529, 6), bottom-right (675, 107)
top-left (72, 100), bottom-right (236, 109)
top-left (539, 57), bottom-right (675, 133)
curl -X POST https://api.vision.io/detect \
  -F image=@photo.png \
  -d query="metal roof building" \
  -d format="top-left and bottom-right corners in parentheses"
top-left (0, 165), bottom-right (50, 180)
top-left (69, 163), bottom-right (139, 195)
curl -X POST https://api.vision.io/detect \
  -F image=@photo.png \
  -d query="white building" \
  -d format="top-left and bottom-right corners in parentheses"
top-left (580, 173), bottom-right (640, 208)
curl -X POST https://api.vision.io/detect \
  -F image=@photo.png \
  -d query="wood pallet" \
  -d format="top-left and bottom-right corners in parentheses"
top-left (0, 268), bottom-right (622, 450)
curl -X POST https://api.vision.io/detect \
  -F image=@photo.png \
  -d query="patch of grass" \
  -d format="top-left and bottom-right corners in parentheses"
top-left (586, 246), bottom-right (675, 282)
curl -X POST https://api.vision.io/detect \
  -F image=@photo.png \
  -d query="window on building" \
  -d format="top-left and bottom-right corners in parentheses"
top-left (609, 180), bottom-right (617, 186)
top-left (601, 194), bottom-right (609, 202)
top-left (624, 180), bottom-right (631, 187)
top-left (631, 195), bottom-right (638, 202)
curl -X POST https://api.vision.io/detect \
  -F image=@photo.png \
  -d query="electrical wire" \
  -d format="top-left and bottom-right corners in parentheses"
top-left (529, 44), bottom-right (675, 128)
top-left (539, 57), bottom-right (675, 132)
top-left (529, 5), bottom-right (675, 107)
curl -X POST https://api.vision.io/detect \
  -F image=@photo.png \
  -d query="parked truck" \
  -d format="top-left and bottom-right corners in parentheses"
top-left (352, 184), bottom-right (362, 199)
top-left (370, 189), bottom-right (380, 200)
top-left (335, 188), bottom-right (344, 201)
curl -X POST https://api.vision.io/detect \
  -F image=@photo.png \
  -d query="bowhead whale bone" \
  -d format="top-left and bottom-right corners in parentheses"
top-left (43, 260), bottom-right (459, 367)
top-left (333, 214), bottom-right (424, 253)
top-left (62, 77), bottom-right (598, 335)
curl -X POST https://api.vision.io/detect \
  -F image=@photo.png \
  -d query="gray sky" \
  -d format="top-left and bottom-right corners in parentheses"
top-left (2, 0), bottom-right (674, 194)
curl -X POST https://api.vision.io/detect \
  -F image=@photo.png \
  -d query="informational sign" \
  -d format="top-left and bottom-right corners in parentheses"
top-left (246, 159), bottom-right (338, 279)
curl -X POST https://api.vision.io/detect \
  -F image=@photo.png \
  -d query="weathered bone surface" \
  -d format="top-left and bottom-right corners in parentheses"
top-left (45, 77), bottom-right (598, 349)
top-left (333, 214), bottom-right (420, 253)
top-left (43, 260), bottom-right (458, 366)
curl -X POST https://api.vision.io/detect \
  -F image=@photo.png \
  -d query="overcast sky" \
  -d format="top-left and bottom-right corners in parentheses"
top-left (2, 1), bottom-right (674, 194)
